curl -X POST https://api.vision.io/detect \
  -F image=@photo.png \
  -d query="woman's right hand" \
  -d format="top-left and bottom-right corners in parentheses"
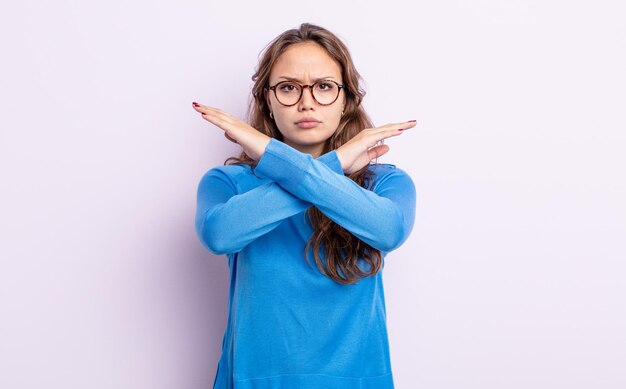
top-left (192, 102), bottom-right (271, 161)
top-left (335, 120), bottom-right (416, 174)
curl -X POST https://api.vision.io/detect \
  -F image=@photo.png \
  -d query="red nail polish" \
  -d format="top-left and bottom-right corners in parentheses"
top-left (192, 102), bottom-right (199, 106)
top-left (409, 119), bottom-right (416, 122)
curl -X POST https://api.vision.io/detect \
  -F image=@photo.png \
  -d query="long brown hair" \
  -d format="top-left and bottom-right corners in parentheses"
top-left (225, 23), bottom-right (382, 284)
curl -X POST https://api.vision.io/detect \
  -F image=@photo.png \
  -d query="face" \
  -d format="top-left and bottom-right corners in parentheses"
top-left (266, 41), bottom-right (346, 158)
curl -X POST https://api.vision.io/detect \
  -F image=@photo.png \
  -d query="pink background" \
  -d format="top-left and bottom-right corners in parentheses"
top-left (1, 1), bottom-right (625, 388)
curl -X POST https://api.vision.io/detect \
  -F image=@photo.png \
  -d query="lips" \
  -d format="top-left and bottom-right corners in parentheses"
top-left (294, 117), bottom-right (321, 129)
top-left (295, 117), bottom-right (320, 124)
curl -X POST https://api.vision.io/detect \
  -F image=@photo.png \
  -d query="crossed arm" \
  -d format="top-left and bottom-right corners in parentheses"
top-left (195, 138), bottom-right (416, 255)
top-left (192, 103), bottom-right (417, 255)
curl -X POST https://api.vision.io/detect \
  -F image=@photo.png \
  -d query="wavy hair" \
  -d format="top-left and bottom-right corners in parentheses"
top-left (224, 23), bottom-right (382, 284)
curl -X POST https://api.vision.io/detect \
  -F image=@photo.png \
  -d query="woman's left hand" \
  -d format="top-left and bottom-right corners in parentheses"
top-left (192, 102), bottom-right (271, 161)
top-left (335, 120), bottom-right (416, 174)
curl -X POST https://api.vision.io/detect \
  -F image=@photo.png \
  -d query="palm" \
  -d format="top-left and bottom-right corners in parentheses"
top-left (192, 103), bottom-right (270, 161)
top-left (335, 121), bottom-right (415, 173)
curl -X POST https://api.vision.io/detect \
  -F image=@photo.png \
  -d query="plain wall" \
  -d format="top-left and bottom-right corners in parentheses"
top-left (1, 0), bottom-right (624, 388)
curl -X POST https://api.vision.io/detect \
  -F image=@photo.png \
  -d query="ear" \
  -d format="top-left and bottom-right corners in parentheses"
top-left (264, 88), bottom-right (272, 112)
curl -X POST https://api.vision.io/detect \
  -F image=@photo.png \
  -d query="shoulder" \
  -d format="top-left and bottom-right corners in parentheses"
top-left (368, 162), bottom-right (399, 175)
top-left (366, 162), bottom-right (415, 192)
top-left (206, 163), bottom-right (250, 177)
top-left (197, 163), bottom-right (256, 193)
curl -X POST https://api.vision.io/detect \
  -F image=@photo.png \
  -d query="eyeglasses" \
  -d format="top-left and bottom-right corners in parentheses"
top-left (267, 80), bottom-right (345, 106)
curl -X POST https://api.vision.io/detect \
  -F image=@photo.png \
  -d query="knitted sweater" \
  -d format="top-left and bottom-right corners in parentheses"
top-left (195, 138), bottom-right (416, 388)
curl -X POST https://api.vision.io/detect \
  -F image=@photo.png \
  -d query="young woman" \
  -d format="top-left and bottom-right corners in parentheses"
top-left (193, 23), bottom-right (417, 389)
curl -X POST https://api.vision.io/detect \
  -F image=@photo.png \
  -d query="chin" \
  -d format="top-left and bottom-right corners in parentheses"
top-left (295, 136), bottom-right (331, 146)
top-left (286, 131), bottom-right (325, 142)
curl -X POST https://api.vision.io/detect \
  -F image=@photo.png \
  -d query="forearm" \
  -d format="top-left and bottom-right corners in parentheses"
top-left (253, 139), bottom-right (416, 252)
top-left (195, 150), bottom-right (344, 254)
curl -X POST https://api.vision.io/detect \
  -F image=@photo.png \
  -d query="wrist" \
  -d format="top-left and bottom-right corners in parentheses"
top-left (253, 136), bottom-right (272, 161)
top-left (335, 149), bottom-right (346, 172)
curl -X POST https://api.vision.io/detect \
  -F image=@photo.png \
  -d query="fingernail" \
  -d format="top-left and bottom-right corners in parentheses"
top-left (408, 119), bottom-right (416, 122)
top-left (192, 102), bottom-right (199, 107)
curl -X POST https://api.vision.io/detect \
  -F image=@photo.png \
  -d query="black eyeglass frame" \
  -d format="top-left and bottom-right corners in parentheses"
top-left (266, 80), bottom-right (345, 106)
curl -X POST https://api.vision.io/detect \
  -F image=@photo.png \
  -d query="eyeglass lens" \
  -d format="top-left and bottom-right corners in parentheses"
top-left (274, 81), bottom-right (340, 105)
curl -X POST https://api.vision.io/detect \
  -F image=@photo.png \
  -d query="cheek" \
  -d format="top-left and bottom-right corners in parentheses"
top-left (272, 110), bottom-right (295, 135)
top-left (329, 106), bottom-right (344, 122)
top-left (274, 108), bottom-right (291, 123)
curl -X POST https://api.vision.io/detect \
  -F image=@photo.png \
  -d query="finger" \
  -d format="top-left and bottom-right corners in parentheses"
top-left (366, 120), bottom-right (417, 143)
top-left (363, 128), bottom-right (404, 147)
top-left (202, 106), bottom-right (232, 119)
top-left (193, 105), bottom-right (248, 143)
top-left (367, 144), bottom-right (390, 160)
top-left (369, 120), bottom-right (417, 133)
top-left (199, 110), bottom-right (235, 132)
top-left (192, 102), bottom-right (210, 114)
top-left (400, 120), bottom-right (417, 131)
top-left (196, 106), bottom-right (229, 121)
top-left (193, 105), bottom-right (236, 123)
top-left (199, 108), bottom-right (244, 132)
top-left (192, 102), bottom-right (232, 117)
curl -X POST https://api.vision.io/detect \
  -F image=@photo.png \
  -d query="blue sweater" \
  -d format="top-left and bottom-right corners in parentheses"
top-left (195, 138), bottom-right (417, 389)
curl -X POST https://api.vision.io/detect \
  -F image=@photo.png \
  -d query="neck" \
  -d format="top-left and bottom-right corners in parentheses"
top-left (284, 140), bottom-right (325, 159)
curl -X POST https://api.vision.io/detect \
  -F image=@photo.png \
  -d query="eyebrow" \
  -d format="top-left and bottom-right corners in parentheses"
top-left (278, 76), bottom-right (337, 82)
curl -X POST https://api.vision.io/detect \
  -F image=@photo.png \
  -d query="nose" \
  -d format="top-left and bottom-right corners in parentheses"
top-left (298, 85), bottom-right (315, 111)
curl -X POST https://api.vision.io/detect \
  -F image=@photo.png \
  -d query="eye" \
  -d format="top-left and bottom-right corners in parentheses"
top-left (278, 82), bottom-right (299, 92)
top-left (315, 81), bottom-right (337, 92)
top-left (318, 82), bottom-right (333, 90)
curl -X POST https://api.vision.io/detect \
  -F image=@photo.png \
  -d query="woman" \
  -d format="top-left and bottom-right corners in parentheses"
top-left (193, 22), bottom-right (417, 389)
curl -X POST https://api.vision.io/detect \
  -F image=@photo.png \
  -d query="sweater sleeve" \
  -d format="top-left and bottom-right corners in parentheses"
top-left (195, 149), bottom-right (344, 255)
top-left (253, 138), bottom-right (416, 253)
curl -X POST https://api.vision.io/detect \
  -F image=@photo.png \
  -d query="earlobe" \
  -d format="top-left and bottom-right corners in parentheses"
top-left (265, 89), bottom-right (272, 111)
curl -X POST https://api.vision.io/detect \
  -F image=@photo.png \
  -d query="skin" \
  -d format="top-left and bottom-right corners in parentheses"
top-left (265, 41), bottom-right (346, 157)
top-left (192, 42), bottom-right (416, 174)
